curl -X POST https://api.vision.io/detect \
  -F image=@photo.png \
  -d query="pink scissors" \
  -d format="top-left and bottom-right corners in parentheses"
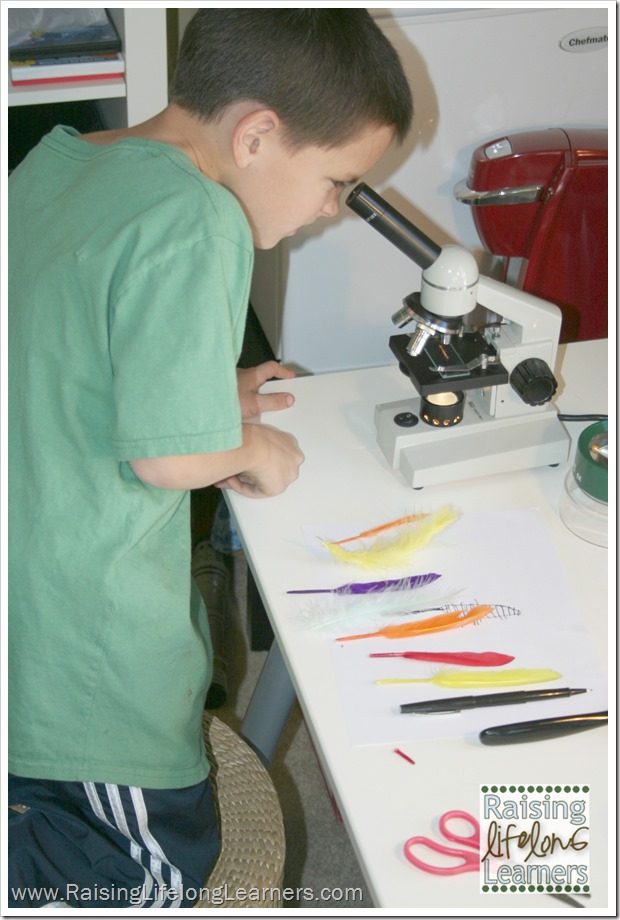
top-left (404, 809), bottom-right (480, 875)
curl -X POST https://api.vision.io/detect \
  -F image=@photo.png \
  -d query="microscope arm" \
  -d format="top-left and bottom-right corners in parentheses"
top-left (477, 275), bottom-right (563, 350)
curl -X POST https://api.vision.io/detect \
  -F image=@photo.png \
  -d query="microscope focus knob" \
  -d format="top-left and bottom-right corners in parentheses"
top-left (510, 358), bottom-right (558, 406)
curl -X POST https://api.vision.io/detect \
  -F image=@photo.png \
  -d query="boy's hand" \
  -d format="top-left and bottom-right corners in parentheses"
top-left (215, 422), bottom-right (304, 498)
top-left (237, 361), bottom-right (296, 419)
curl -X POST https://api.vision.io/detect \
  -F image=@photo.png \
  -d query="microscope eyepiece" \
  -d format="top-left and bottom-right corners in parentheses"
top-left (346, 183), bottom-right (441, 270)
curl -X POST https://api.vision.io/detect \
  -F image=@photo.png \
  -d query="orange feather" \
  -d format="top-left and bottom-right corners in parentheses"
top-left (330, 512), bottom-right (429, 545)
top-left (335, 604), bottom-right (494, 642)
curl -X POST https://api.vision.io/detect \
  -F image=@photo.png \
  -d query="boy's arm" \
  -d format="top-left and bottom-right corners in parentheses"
top-left (130, 421), bottom-right (303, 497)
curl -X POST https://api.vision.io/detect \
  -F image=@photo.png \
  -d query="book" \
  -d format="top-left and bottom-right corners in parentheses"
top-left (10, 53), bottom-right (125, 88)
top-left (8, 8), bottom-right (121, 61)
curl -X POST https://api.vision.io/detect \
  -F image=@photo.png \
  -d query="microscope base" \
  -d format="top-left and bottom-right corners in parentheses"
top-left (375, 397), bottom-right (570, 488)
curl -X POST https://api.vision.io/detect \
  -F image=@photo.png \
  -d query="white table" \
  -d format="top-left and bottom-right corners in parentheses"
top-left (227, 339), bottom-right (611, 911)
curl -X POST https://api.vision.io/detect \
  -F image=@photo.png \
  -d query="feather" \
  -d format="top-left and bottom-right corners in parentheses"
top-left (335, 604), bottom-right (494, 642)
top-left (374, 667), bottom-right (561, 688)
top-left (388, 601), bottom-right (522, 621)
top-left (330, 512), bottom-right (428, 545)
top-left (369, 650), bottom-right (515, 667)
top-left (296, 586), bottom-right (466, 634)
top-left (287, 572), bottom-right (441, 596)
top-left (322, 507), bottom-right (459, 570)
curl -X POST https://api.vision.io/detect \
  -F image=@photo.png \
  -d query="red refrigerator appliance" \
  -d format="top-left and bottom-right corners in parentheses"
top-left (455, 128), bottom-right (608, 342)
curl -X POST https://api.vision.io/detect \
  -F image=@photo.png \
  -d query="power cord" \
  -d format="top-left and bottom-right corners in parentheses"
top-left (558, 413), bottom-right (608, 422)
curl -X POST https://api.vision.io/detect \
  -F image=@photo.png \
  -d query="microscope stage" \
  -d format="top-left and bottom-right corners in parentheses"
top-left (390, 333), bottom-right (509, 395)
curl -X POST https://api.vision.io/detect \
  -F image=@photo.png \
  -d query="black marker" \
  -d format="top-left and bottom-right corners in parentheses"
top-left (479, 711), bottom-right (608, 745)
top-left (400, 687), bottom-right (587, 715)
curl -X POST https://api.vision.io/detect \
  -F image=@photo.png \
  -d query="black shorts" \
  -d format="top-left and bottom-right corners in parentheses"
top-left (8, 773), bottom-right (221, 908)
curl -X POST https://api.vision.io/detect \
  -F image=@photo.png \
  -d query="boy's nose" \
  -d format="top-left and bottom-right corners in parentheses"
top-left (320, 195), bottom-right (340, 218)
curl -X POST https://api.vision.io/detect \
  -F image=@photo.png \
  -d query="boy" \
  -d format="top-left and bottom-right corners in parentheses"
top-left (8, 9), bottom-right (412, 908)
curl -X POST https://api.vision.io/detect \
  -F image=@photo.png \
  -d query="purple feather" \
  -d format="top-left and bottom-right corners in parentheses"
top-left (287, 572), bottom-right (441, 596)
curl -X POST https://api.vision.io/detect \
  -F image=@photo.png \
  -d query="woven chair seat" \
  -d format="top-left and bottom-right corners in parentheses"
top-left (195, 714), bottom-right (286, 909)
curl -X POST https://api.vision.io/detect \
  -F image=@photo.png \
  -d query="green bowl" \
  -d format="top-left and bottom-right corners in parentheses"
top-left (574, 420), bottom-right (608, 503)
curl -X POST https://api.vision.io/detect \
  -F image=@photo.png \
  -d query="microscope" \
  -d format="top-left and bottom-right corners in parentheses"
top-left (346, 184), bottom-right (570, 488)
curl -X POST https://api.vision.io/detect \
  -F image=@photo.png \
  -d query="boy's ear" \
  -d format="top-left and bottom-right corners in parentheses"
top-left (232, 109), bottom-right (281, 168)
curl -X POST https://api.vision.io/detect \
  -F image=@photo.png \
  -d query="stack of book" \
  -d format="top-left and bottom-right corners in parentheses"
top-left (9, 8), bottom-right (125, 87)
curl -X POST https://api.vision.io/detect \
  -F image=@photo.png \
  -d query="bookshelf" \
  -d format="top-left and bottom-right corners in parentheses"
top-left (7, 68), bottom-right (126, 108)
top-left (8, 9), bottom-right (168, 127)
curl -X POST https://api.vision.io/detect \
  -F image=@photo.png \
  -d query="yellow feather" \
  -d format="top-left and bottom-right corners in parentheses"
top-left (375, 668), bottom-right (561, 688)
top-left (323, 506), bottom-right (459, 570)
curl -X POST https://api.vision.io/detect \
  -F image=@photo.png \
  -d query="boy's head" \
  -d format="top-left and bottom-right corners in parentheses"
top-left (172, 9), bottom-right (412, 150)
top-left (171, 10), bottom-right (413, 248)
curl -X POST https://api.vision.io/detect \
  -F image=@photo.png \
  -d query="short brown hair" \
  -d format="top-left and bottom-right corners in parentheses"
top-left (172, 9), bottom-right (413, 148)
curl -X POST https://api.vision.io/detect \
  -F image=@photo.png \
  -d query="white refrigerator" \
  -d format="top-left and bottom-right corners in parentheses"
top-left (250, 5), bottom-right (610, 373)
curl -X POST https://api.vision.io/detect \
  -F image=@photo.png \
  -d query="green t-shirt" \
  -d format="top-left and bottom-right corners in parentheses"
top-left (9, 126), bottom-right (253, 788)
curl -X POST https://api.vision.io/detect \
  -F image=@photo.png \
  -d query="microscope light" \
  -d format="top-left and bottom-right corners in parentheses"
top-left (421, 390), bottom-right (464, 428)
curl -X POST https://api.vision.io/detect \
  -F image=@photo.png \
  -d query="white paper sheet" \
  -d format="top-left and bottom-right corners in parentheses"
top-left (293, 510), bottom-right (607, 745)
